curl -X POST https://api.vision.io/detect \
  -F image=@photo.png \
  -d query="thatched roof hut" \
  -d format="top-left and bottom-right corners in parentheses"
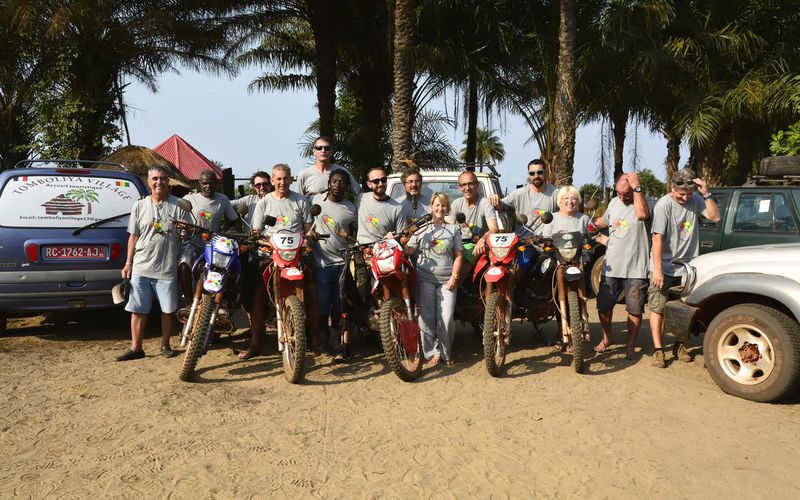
top-left (101, 145), bottom-right (197, 196)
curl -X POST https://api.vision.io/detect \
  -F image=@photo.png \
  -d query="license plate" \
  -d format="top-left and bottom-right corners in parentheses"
top-left (43, 245), bottom-right (107, 260)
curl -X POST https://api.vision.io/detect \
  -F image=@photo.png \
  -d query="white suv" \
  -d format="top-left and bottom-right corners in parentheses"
top-left (665, 243), bottom-right (800, 402)
top-left (386, 163), bottom-right (504, 209)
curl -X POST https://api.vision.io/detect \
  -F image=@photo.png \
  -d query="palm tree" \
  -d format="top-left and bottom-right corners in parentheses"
top-left (390, 0), bottom-right (416, 169)
top-left (460, 128), bottom-right (505, 164)
top-left (552, 0), bottom-right (577, 186)
top-left (66, 188), bottom-right (100, 215)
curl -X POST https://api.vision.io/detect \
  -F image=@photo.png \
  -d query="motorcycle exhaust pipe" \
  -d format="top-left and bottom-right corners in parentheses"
top-left (214, 316), bottom-right (235, 334)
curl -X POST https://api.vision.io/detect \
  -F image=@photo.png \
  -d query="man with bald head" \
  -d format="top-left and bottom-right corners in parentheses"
top-left (593, 171), bottom-right (652, 359)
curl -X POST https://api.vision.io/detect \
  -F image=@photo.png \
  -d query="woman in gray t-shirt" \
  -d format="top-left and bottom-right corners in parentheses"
top-left (406, 193), bottom-right (464, 366)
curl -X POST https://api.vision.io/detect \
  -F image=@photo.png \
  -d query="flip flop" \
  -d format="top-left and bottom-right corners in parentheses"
top-left (238, 346), bottom-right (259, 360)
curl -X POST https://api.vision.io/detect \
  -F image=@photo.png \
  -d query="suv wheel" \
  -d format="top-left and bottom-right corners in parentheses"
top-left (703, 304), bottom-right (800, 402)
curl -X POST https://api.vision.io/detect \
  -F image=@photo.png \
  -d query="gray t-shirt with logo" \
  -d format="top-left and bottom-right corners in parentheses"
top-left (310, 194), bottom-right (357, 267)
top-left (450, 195), bottom-right (497, 238)
top-left (602, 196), bottom-right (653, 279)
top-left (252, 191), bottom-right (312, 235)
top-left (183, 192), bottom-right (238, 250)
top-left (398, 195), bottom-right (431, 227)
top-left (232, 193), bottom-right (263, 228)
top-left (407, 223), bottom-right (464, 285)
top-left (651, 193), bottom-right (706, 277)
top-left (296, 164), bottom-right (360, 198)
top-left (501, 183), bottom-right (558, 235)
top-left (541, 211), bottom-right (589, 238)
top-left (128, 195), bottom-right (191, 280)
top-left (355, 194), bottom-right (407, 244)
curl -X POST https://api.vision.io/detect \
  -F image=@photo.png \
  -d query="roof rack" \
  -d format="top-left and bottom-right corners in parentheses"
top-left (13, 159), bottom-right (129, 172)
top-left (408, 162), bottom-right (500, 177)
top-left (744, 175), bottom-right (800, 187)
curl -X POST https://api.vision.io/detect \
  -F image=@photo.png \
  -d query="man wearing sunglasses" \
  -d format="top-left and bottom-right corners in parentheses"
top-left (648, 168), bottom-right (720, 368)
top-left (451, 171), bottom-right (498, 261)
top-left (355, 167), bottom-right (407, 245)
top-left (232, 171), bottom-right (272, 229)
top-left (488, 158), bottom-right (557, 235)
top-left (296, 136), bottom-right (359, 198)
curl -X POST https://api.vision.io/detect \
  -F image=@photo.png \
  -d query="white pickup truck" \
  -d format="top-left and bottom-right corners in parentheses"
top-left (665, 243), bottom-right (800, 402)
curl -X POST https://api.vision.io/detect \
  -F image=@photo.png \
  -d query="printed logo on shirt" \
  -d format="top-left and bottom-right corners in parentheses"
top-left (276, 215), bottom-right (291, 226)
top-left (406, 216), bottom-right (419, 225)
top-left (430, 237), bottom-right (448, 255)
top-left (197, 210), bottom-right (213, 222)
top-left (322, 215), bottom-right (337, 230)
top-left (679, 219), bottom-right (693, 239)
top-left (367, 214), bottom-right (380, 227)
top-left (532, 208), bottom-right (546, 218)
top-left (611, 218), bottom-right (629, 238)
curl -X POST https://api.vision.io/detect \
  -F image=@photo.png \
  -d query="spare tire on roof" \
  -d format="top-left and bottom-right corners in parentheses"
top-left (760, 155), bottom-right (800, 177)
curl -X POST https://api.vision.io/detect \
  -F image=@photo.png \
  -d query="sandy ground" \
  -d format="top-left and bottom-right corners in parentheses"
top-left (1, 301), bottom-right (799, 499)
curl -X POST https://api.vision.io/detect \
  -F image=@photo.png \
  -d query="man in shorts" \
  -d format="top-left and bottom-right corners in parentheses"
top-left (117, 166), bottom-right (191, 361)
top-left (593, 171), bottom-right (652, 359)
top-left (649, 168), bottom-right (720, 367)
top-left (179, 169), bottom-right (239, 305)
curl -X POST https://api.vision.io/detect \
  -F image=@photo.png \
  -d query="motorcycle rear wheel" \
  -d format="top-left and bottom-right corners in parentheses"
top-left (483, 292), bottom-right (510, 377)
top-left (379, 297), bottom-right (423, 382)
top-left (281, 295), bottom-right (307, 384)
top-left (179, 294), bottom-right (214, 381)
top-left (568, 290), bottom-right (585, 374)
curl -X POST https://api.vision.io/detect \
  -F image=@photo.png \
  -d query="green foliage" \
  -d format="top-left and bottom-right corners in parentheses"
top-left (460, 128), bottom-right (505, 163)
top-left (579, 182), bottom-right (600, 202)
top-left (770, 122), bottom-right (800, 156)
top-left (637, 169), bottom-right (666, 197)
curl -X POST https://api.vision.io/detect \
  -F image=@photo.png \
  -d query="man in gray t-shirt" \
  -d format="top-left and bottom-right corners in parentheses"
top-left (232, 171), bottom-right (272, 229)
top-left (396, 169), bottom-right (430, 226)
top-left (356, 168), bottom-right (407, 245)
top-left (593, 172), bottom-right (652, 359)
top-left (648, 168), bottom-right (720, 367)
top-left (117, 166), bottom-right (191, 362)
top-left (489, 159), bottom-right (557, 235)
top-left (296, 136), bottom-right (360, 198)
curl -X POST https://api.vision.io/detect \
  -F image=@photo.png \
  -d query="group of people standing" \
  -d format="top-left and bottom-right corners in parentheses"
top-left (115, 136), bottom-right (720, 371)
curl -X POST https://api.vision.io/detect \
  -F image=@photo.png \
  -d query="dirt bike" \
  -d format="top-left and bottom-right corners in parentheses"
top-left (257, 207), bottom-right (329, 384)
top-left (473, 211), bottom-right (553, 376)
top-left (452, 212), bottom-right (487, 335)
top-left (337, 214), bottom-right (432, 381)
top-left (174, 220), bottom-right (254, 381)
top-left (537, 225), bottom-right (598, 374)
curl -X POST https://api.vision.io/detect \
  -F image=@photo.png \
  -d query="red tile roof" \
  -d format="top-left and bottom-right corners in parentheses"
top-left (153, 134), bottom-right (223, 180)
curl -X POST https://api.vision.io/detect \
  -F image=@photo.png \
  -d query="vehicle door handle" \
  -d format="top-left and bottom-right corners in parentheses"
top-left (700, 241), bottom-right (713, 248)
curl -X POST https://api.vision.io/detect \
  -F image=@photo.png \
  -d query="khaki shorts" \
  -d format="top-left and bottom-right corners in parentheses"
top-left (647, 274), bottom-right (682, 314)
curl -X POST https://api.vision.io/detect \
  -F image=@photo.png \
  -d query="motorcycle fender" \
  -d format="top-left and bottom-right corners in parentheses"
top-left (484, 266), bottom-right (507, 282)
top-left (473, 255), bottom-right (489, 282)
top-left (280, 267), bottom-right (304, 281)
top-left (564, 265), bottom-right (583, 282)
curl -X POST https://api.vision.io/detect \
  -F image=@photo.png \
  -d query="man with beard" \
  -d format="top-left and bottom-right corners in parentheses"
top-left (179, 170), bottom-right (239, 305)
top-left (648, 168), bottom-right (720, 367)
top-left (311, 170), bottom-right (357, 361)
top-left (488, 159), bottom-right (557, 234)
top-left (356, 167), bottom-right (407, 245)
top-left (296, 136), bottom-right (359, 198)
top-left (397, 168), bottom-right (430, 226)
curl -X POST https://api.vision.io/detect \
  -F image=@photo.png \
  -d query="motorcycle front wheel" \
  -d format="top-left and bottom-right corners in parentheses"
top-left (568, 290), bottom-right (585, 374)
top-left (179, 294), bottom-right (214, 381)
top-left (281, 295), bottom-right (307, 384)
top-left (483, 291), bottom-right (510, 377)
top-left (379, 297), bottom-right (423, 382)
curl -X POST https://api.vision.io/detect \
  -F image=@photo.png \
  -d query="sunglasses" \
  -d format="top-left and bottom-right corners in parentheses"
top-left (369, 177), bottom-right (387, 184)
top-left (672, 180), bottom-right (696, 188)
top-left (253, 182), bottom-right (270, 188)
top-left (528, 169), bottom-right (545, 176)
top-left (314, 145), bottom-right (333, 151)
top-left (459, 181), bottom-right (477, 187)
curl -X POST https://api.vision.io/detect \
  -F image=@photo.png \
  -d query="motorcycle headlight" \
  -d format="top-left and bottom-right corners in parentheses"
top-left (279, 249), bottom-right (298, 261)
top-left (558, 248), bottom-right (577, 261)
top-left (212, 251), bottom-right (233, 268)
top-left (492, 247), bottom-right (510, 260)
top-left (540, 257), bottom-right (553, 274)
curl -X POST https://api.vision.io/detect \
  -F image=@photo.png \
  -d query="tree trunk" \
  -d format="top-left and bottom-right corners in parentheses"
top-left (664, 127), bottom-right (682, 183)
top-left (390, 0), bottom-right (415, 169)
top-left (552, 0), bottom-right (577, 186)
top-left (464, 74), bottom-right (478, 164)
top-left (611, 109), bottom-right (627, 181)
top-left (732, 121), bottom-right (760, 185)
top-left (306, 0), bottom-right (339, 139)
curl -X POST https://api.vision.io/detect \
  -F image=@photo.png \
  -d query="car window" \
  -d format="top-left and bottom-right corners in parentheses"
top-left (733, 193), bottom-right (798, 233)
top-left (389, 179), bottom-right (486, 202)
top-left (699, 191), bottom-right (727, 230)
top-left (0, 174), bottom-right (141, 228)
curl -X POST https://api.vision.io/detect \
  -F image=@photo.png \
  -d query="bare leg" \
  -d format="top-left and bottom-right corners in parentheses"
top-left (650, 311), bottom-right (664, 349)
top-left (597, 309), bottom-right (613, 351)
top-left (626, 313), bottom-right (642, 357)
top-left (131, 312), bottom-right (148, 351)
top-left (161, 312), bottom-right (175, 348)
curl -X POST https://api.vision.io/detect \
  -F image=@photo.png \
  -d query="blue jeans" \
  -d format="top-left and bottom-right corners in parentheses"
top-left (125, 274), bottom-right (179, 314)
top-left (313, 264), bottom-right (344, 317)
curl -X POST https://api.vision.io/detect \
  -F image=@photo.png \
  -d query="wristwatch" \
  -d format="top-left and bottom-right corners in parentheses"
top-left (702, 193), bottom-right (713, 200)
top-left (633, 187), bottom-right (642, 193)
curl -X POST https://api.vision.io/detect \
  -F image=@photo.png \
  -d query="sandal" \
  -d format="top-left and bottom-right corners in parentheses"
top-left (554, 341), bottom-right (568, 353)
top-left (238, 346), bottom-right (259, 360)
top-left (594, 340), bottom-right (609, 353)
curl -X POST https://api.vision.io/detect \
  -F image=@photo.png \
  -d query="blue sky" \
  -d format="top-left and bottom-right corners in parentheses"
top-left (124, 67), bottom-right (684, 193)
